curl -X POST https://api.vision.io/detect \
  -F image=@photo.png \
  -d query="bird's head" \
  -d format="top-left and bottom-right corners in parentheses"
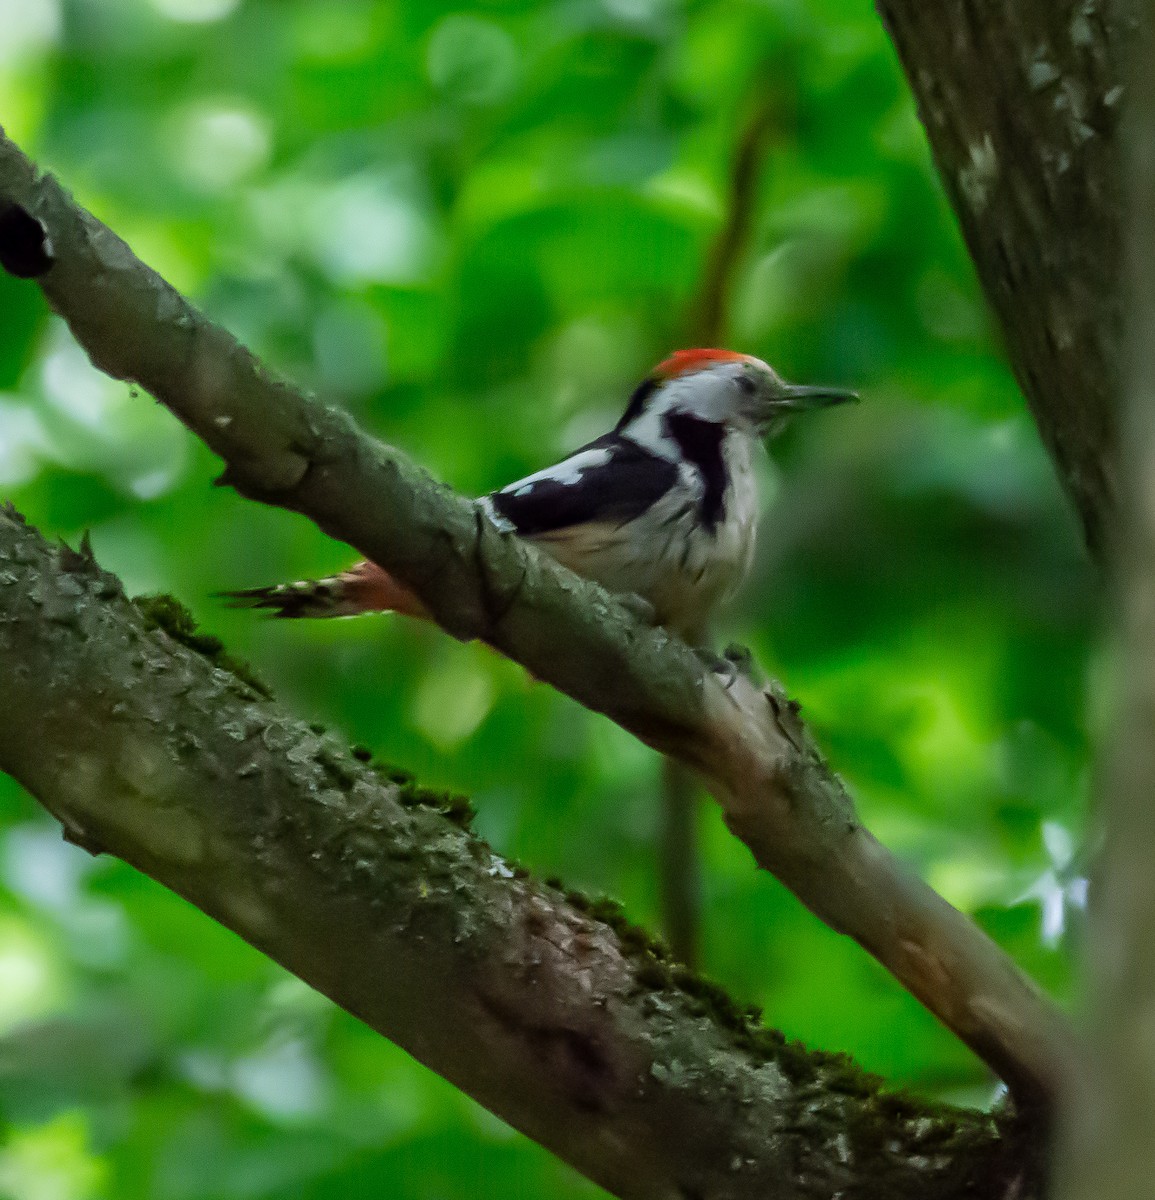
top-left (617, 348), bottom-right (857, 446)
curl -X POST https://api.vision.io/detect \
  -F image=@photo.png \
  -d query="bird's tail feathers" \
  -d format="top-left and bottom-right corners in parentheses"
top-left (221, 561), bottom-right (429, 621)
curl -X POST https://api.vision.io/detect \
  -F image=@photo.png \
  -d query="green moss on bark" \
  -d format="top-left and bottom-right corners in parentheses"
top-left (134, 592), bottom-right (272, 698)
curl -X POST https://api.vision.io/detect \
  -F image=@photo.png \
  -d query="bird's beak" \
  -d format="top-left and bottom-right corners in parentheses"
top-left (772, 383), bottom-right (860, 412)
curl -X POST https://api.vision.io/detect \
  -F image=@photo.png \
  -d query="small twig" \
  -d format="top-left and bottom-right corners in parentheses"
top-left (657, 80), bottom-right (784, 967)
top-left (658, 756), bottom-right (700, 968)
top-left (690, 90), bottom-right (783, 345)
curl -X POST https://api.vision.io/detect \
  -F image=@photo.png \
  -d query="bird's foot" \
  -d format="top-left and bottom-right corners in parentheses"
top-left (694, 643), bottom-right (760, 689)
top-left (619, 591), bottom-right (657, 625)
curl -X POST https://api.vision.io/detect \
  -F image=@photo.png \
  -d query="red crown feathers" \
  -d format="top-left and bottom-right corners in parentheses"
top-left (652, 348), bottom-right (753, 380)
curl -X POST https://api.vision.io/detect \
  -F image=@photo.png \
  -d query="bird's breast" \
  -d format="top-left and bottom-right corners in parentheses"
top-left (529, 433), bottom-right (759, 641)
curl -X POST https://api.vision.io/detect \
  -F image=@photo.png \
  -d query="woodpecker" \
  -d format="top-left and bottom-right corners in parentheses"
top-left (226, 349), bottom-right (856, 643)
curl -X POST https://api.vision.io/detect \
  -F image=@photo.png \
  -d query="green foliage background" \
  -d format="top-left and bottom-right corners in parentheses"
top-left (0, 0), bottom-right (1095, 1196)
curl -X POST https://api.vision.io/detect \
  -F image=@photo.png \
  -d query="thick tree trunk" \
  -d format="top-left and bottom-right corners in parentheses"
top-left (0, 507), bottom-right (1036, 1200)
top-left (1056, 12), bottom-right (1155, 1198)
top-left (876, 0), bottom-right (1134, 558)
top-left (876, 3), bottom-right (1155, 1194)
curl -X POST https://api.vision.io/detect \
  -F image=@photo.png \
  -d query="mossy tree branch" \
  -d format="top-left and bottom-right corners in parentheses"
top-left (0, 507), bottom-right (1037, 1200)
top-left (0, 126), bottom-right (1076, 1109)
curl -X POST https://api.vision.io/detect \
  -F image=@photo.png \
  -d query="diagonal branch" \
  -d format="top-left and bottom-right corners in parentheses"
top-left (0, 126), bottom-right (1076, 1108)
top-left (0, 506), bottom-right (1042, 1200)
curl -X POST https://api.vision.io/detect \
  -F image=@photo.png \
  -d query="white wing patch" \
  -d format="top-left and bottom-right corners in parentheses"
top-left (476, 445), bottom-right (616, 535)
top-left (505, 446), bottom-right (613, 495)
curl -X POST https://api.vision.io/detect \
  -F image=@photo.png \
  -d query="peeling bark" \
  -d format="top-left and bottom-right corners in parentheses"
top-left (0, 508), bottom-right (1037, 1200)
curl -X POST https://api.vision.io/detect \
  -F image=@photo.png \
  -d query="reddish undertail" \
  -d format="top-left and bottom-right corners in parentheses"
top-left (223, 560), bottom-right (429, 621)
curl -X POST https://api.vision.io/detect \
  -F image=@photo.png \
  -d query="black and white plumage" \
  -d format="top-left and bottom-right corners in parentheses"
top-left (226, 349), bottom-right (856, 643)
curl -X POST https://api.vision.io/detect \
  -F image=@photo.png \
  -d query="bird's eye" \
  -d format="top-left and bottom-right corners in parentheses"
top-left (735, 373), bottom-right (756, 396)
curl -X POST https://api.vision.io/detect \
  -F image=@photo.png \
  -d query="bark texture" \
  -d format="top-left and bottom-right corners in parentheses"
top-left (876, 0), bottom-right (1135, 558)
top-left (0, 126), bottom-right (1076, 1108)
top-left (0, 508), bottom-right (1039, 1200)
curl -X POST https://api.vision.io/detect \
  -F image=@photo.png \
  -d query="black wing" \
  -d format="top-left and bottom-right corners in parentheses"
top-left (487, 434), bottom-right (678, 537)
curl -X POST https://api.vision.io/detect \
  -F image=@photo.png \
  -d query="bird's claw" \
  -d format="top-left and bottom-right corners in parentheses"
top-left (721, 642), bottom-right (760, 684)
top-left (694, 643), bottom-right (759, 689)
top-left (694, 646), bottom-right (737, 688)
top-left (620, 591), bottom-right (657, 625)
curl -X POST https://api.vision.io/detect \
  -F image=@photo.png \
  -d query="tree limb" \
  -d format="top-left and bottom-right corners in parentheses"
top-left (0, 506), bottom-right (1038, 1200)
top-left (0, 126), bottom-right (1076, 1108)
